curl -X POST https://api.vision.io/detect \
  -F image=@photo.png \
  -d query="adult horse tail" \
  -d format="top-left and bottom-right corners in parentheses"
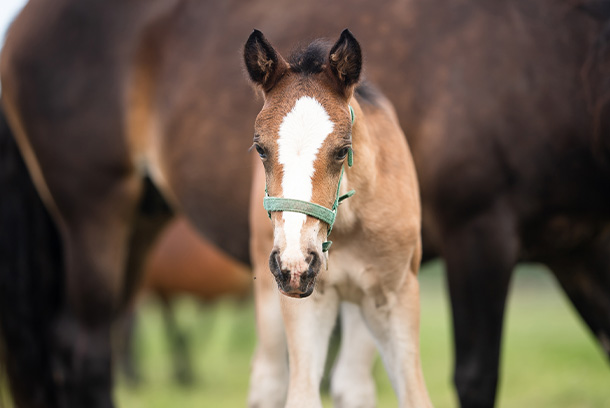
top-left (0, 104), bottom-right (63, 408)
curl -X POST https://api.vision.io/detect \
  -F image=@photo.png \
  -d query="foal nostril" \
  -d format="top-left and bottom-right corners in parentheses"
top-left (307, 251), bottom-right (318, 269)
top-left (268, 250), bottom-right (282, 278)
top-left (305, 251), bottom-right (321, 279)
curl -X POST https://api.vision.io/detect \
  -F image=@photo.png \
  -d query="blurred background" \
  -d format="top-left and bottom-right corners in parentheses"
top-left (0, 2), bottom-right (23, 38)
top-left (1, 1), bottom-right (609, 407)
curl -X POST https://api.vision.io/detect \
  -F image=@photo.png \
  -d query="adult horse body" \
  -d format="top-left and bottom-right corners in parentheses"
top-left (0, 0), bottom-right (609, 407)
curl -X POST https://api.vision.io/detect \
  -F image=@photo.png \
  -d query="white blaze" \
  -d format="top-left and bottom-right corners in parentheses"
top-left (277, 96), bottom-right (334, 261)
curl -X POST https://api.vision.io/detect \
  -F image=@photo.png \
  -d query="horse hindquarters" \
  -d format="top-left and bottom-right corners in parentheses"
top-left (1, 72), bottom-right (144, 408)
top-left (0, 106), bottom-right (62, 408)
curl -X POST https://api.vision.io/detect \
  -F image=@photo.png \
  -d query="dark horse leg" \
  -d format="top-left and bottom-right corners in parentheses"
top-left (114, 181), bottom-right (173, 387)
top-left (158, 293), bottom-right (195, 386)
top-left (547, 234), bottom-right (610, 359)
top-left (441, 204), bottom-right (519, 408)
top-left (49, 173), bottom-right (173, 407)
top-left (0, 104), bottom-right (63, 408)
top-left (48, 174), bottom-right (142, 408)
top-left (114, 306), bottom-right (142, 386)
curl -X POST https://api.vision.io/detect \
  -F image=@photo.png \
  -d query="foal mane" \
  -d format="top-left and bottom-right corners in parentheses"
top-left (287, 39), bottom-right (383, 108)
top-left (288, 39), bottom-right (332, 75)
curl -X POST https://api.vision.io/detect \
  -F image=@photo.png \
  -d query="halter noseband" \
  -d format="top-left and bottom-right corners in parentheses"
top-left (263, 105), bottom-right (356, 252)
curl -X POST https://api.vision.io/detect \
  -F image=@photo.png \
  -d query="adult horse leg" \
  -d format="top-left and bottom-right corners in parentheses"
top-left (158, 293), bottom-right (194, 385)
top-left (330, 302), bottom-right (377, 408)
top-left (441, 204), bottom-right (518, 408)
top-left (546, 234), bottom-right (610, 358)
top-left (121, 177), bottom-right (173, 310)
top-left (50, 173), bottom-right (142, 408)
top-left (0, 104), bottom-right (63, 408)
top-left (114, 306), bottom-right (142, 386)
top-left (248, 159), bottom-right (288, 408)
top-left (114, 179), bottom-right (173, 387)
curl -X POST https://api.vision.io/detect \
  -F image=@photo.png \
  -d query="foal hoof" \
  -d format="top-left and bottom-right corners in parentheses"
top-left (331, 375), bottom-right (376, 408)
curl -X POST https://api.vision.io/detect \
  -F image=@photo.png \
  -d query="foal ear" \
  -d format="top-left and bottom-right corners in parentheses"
top-left (244, 29), bottom-right (288, 92)
top-left (328, 29), bottom-right (362, 97)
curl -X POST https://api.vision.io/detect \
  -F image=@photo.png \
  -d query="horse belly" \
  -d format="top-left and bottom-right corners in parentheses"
top-left (142, 217), bottom-right (252, 300)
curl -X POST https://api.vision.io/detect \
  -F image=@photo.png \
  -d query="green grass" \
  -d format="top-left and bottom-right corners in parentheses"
top-left (111, 261), bottom-right (608, 407)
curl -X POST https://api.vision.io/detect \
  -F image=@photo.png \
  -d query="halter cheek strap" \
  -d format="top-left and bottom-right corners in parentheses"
top-left (263, 105), bottom-right (356, 252)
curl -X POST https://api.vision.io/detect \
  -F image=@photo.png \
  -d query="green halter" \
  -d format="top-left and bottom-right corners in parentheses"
top-left (264, 105), bottom-right (356, 252)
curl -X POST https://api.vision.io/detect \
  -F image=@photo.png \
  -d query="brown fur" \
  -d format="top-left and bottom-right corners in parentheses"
top-left (142, 218), bottom-right (251, 299)
top-left (1, 0), bottom-right (609, 407)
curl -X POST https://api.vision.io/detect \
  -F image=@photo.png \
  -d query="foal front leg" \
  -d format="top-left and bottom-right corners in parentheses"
top-left (361, 271), bottom-right (433, 408)
top-left (282, 288), bottom-right (340, 408)
top-left (331, 302), bottom-right (377, 408)
top-left (249, 158), bottom-right (289, 408)
top-left (248, 263), bottom-right (289, 408)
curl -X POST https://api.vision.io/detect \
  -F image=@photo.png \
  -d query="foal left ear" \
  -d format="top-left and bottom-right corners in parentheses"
top-left (327, 29), bottom-right (362, 98)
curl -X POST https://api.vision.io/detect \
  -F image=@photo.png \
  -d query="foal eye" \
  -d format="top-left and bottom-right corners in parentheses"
top-left (336, 147), bottom-right (349, 161)
top-left (255, 144), bottom-right (267, 159)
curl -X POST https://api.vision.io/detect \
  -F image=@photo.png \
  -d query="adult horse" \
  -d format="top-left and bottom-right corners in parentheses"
top-left (1, 0), bottom-right (609, 407)
top-left (1, 0), bottom-right (255, 406)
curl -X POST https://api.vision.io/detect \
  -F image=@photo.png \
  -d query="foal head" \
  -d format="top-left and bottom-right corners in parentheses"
top-left (244, 29), bottom-right (362, 298)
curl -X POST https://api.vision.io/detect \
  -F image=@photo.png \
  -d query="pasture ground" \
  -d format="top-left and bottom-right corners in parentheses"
top-left (2, 261), bottom-right (608, 407)
top-left (115, 261), bottom-right (610, 408)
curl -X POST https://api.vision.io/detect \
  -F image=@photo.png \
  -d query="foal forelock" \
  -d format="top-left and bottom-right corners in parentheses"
top-left (276, 96), bottom-right (334, 255)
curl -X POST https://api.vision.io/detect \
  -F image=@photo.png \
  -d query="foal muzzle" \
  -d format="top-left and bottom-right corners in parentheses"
top-left (269, 249), bottom-right (321, 297)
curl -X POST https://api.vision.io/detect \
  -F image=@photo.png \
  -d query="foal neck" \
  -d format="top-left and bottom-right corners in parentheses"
top-left (341, 98), bottom-right (378, 196)
top-left (334, 93), bottom-right (416, 232)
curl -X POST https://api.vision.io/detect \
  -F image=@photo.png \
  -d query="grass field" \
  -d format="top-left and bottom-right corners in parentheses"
top-left (114, 261), bottom-right (610, 408)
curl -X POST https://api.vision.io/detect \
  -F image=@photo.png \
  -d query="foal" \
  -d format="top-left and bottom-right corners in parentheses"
top-left (244, 29), bottom-right (432, 408)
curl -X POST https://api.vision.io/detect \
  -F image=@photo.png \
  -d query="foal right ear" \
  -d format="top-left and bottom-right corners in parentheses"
top-left (244, 30), bottom-right (288, 92)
